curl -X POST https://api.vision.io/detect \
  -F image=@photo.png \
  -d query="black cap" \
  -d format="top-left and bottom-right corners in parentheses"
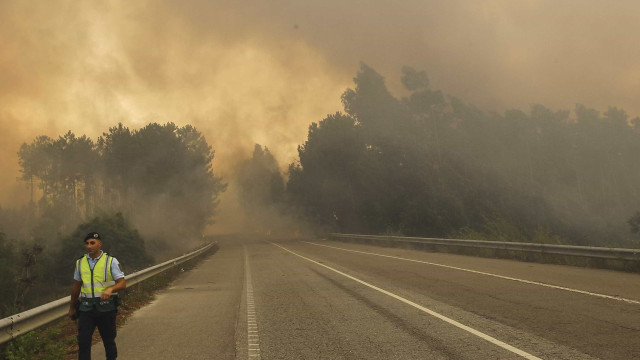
top-left (84, 232), bottom-right (101, 242)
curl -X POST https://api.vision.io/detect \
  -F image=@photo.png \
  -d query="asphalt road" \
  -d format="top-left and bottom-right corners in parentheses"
top-left (93, 236), bottom-right (640, 359)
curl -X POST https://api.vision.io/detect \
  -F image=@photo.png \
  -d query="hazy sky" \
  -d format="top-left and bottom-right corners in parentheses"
top-left (2, 0), bottom-right (640, 206)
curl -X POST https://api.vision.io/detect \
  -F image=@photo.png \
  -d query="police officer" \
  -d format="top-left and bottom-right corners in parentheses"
top-left (68, 232), bottom-right (126, 360)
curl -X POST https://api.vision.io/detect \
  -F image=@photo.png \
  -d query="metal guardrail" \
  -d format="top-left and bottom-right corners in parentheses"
top-left (0, 241), bottom-right (217, 345)
top-left (328, 233), bottom-right (640, 261)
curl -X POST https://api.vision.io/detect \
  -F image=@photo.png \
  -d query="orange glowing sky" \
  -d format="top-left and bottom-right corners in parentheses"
top-left (2, 0), bottom-right (640, 207)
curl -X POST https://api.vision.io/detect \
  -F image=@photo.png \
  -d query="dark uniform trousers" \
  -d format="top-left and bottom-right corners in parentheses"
top-left (78, 308), bottom-right (118, 360)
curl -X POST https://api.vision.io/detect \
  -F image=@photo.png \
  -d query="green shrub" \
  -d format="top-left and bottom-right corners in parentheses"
top-left (54, 212), bottom-right (153, 285)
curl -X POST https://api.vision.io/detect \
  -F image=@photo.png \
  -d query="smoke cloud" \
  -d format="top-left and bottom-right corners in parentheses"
top-left (2, 0), bottom-right (640, 222)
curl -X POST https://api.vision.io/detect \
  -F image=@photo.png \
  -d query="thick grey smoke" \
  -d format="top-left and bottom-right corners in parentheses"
top-left (2, 0), bottom-right (640, 218)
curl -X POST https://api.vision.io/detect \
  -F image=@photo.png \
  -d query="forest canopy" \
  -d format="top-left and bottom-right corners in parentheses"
top-left (15, 122), bottom-right (224, 242)
top-left (0, 122), bottom-right (224, 315)
top-left (286, 63), bottom-right (640, 248)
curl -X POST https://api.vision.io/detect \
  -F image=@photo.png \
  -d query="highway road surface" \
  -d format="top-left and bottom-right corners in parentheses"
top-left (93, 236), bottom-right (640, 359)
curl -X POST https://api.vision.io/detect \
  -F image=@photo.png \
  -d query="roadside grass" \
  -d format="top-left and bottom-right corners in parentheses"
top-left (1, 243), bottom-right (219, 360)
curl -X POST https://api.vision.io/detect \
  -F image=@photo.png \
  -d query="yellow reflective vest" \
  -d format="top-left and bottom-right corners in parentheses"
top-left (76, 253), bottom-right (119, 312)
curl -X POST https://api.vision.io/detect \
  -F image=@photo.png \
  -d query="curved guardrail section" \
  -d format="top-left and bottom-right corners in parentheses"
top-left (0, 241), bottom-right (217, 345)
top-left (328, 233), bottom-right (640, 261)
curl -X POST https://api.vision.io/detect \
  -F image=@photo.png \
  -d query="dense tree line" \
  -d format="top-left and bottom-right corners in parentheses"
top-left (286, 64), bottom-right (640, 247)
top-left (237, 145), bottom-right (285, 209)
top-left (0, 122), bottom-right (223, 315)
top-left (98, 123), bottom-right (225, 240)
top-left (236, 145), bottom-right (287, 233)
top-left (15, 122), bottom-right (224, 241)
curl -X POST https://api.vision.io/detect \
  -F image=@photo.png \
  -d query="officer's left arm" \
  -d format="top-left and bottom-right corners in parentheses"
top-left (100, 278), bottom-right (126, 300)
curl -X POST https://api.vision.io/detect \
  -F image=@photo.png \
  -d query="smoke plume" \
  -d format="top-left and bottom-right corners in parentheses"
top-left (2, 0), bottom-right (640, 225)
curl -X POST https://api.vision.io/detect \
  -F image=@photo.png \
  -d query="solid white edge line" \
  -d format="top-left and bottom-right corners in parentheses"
top-left (305, 241), bottom-right (640, 305)
top-left (269, 241), bottom-right (542, 360)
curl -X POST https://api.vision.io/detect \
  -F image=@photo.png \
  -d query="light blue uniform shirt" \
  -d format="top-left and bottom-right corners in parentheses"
top-left (73, 251), bottom-right (125, 281)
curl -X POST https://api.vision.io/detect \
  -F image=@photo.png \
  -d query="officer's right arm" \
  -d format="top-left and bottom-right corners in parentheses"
top-left (68, 280), bottom-right (82, 320)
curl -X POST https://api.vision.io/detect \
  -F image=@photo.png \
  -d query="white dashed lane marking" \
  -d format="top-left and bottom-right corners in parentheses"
top-left (244, 246), bottom-right (261, 360)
